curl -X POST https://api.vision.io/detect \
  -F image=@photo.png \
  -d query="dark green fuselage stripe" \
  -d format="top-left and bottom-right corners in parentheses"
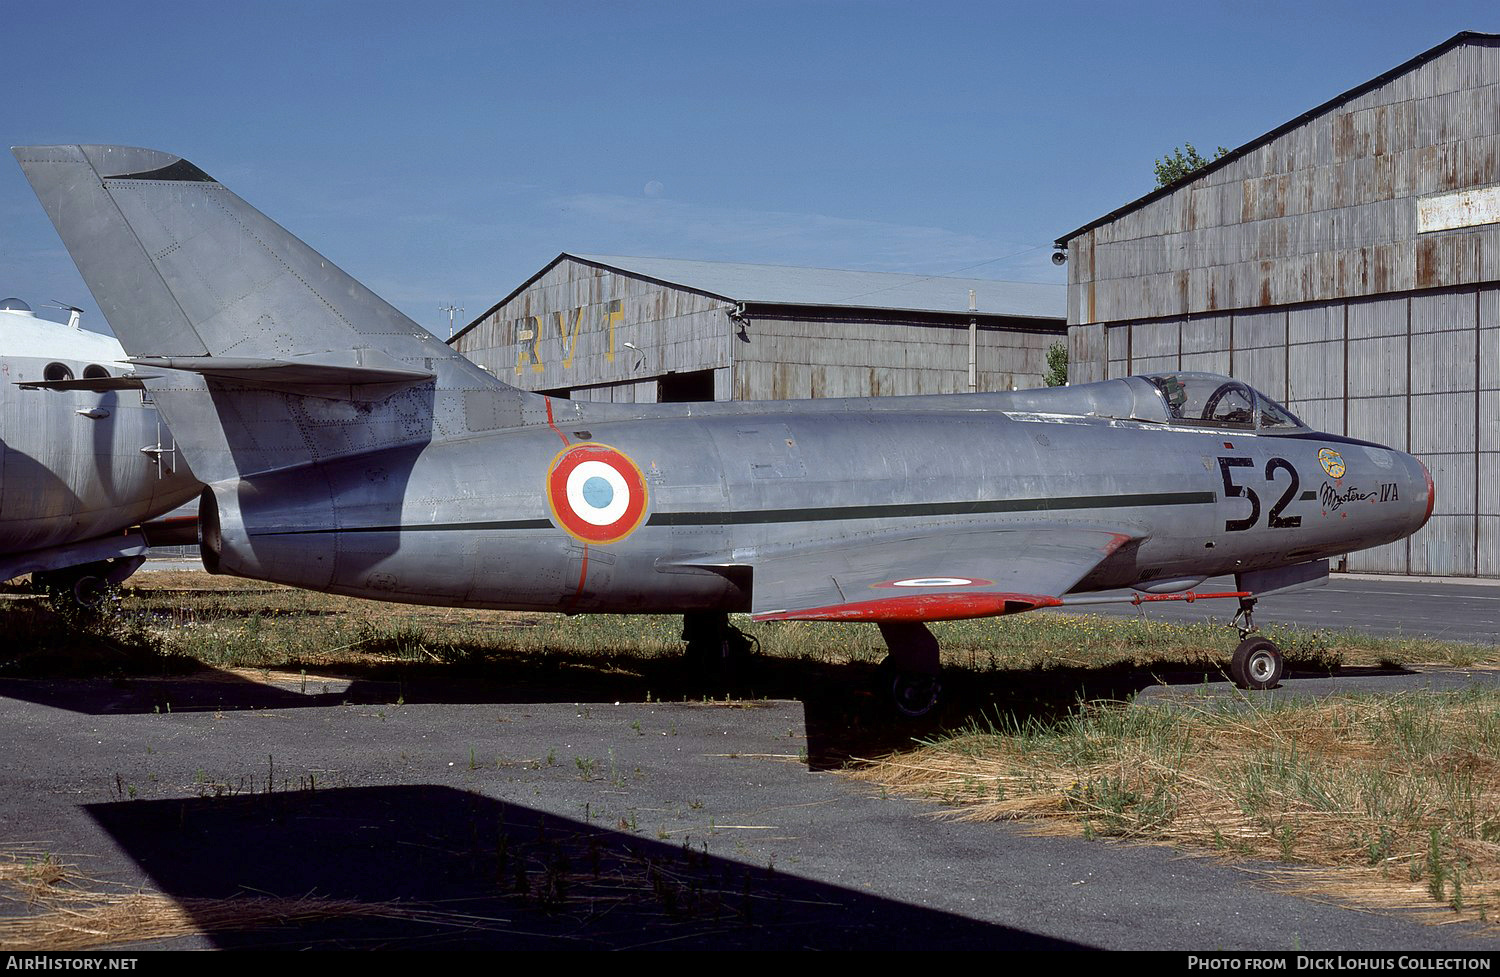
top-left (645, 490), bottom-right (1214, 527)
top-left (248, 490), bottom-right (1214, 537)
top-left (252, 519), bottom-right (552, 537)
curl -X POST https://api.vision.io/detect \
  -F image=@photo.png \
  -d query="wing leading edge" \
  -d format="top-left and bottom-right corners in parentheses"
top-left (745, 527), bottom-right (1137, 622)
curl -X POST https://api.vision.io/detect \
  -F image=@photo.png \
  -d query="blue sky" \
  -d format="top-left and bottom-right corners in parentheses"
top-left (3, 0), bottom-right (1495, 336)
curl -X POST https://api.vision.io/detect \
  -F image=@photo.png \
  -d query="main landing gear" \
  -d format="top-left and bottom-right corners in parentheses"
top-left (1229, 596), bottom-right (1284, 690)
top-left (31, 556), bottom-right (143, 607)
top-left (876, 621), bottom-right (942, 718)
top-left (681, 612), bottom-right (756, 669)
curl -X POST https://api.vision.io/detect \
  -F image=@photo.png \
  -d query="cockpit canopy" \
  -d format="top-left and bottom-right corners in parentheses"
top-left (1135, 372), bottom-right (1306, 432)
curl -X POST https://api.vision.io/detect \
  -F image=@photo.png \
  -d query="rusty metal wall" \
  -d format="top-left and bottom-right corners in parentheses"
top-left (1062, 38), bottom-right (1500, 577)
top-left (1065, 41), bottom-right (1500, 327)
top-left (1072, 284), bottom-right (1499, 577)
top-left (733, 316), bottom-right (1054, 399)
top-left (455, 258), bottom-right (732, 397)
top-left (457, 257), bottom-right (1063, 403)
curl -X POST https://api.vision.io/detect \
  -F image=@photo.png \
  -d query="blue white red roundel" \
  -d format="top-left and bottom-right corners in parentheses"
top-left (546, 444), bottom-right (649, 544)
top-left (872, 577), bottom-right (994, 589)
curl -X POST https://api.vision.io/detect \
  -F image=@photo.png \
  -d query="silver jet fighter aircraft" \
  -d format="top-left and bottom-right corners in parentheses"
top-left (16, 145), bottom-right (1434, 711)
top-left (0, 297), bottom-right (200, 599)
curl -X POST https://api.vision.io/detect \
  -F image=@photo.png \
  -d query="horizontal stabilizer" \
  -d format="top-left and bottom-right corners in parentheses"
top-left (18, 374), bottom-right (155, 391)
top-left (129, 348), bottom-right (434, 396)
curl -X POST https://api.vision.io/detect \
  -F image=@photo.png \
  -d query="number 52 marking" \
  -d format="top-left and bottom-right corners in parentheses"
top-left (1217, 457), bottom-right (1302, 531)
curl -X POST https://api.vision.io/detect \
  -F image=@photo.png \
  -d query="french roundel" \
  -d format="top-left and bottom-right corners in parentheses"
top-left (872, 577), bottom-right (994, 589)
top-left (546, 443), bottom-right (649, 544)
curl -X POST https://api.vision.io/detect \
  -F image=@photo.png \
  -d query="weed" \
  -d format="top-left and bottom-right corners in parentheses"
top-left (1427, 829), bottom-right (1448, 902)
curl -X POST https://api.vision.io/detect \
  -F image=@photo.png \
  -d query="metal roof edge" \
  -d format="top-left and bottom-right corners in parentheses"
top-left (1052, 31), bottom-right (1500, 247)
top-left (564, 254), bottom-right (740, 305)
top-left (740, 299), bottom-right (1066, 328)
top-left (449, 251), bottom-right (571, 345)
top-left (448, 253), bottom-right (740, 345)
top-left (452, 255), bottom-right (1066, 345)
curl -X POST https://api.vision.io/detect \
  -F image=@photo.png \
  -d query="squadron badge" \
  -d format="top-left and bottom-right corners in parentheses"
top-left (1318, 448), bottom-right (1346, 479)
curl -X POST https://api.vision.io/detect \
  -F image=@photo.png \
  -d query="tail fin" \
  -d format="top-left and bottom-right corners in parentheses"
top-left (14, 146), bottom-right (532, 483)
top-left (13, 145), bottom-right (461, 371)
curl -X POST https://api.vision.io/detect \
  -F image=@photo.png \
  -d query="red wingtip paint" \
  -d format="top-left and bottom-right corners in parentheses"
top-left (754, 592), bottom-right (1062, 623)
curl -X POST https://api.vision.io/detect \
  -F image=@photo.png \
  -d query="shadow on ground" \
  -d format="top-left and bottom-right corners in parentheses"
top-left (0, 647), bottom-right (1416, 772)
top-left (77, 785), bottom-right (1084, 950)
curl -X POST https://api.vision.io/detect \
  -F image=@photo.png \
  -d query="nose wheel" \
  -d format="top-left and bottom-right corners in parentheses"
top-left (1228, 596), bottom-right (1284, 690)
top-left (1230, 635), bottom-right (1284, 690)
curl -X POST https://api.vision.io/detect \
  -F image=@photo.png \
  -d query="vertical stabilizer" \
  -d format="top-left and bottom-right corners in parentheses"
top-left (14, 145), bottom-right (533, 483)
top-left (13, 145), bottom-right (465, 369)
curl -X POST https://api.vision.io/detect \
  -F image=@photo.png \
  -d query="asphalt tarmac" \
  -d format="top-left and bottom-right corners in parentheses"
top-left (1055, 573), bottom-right (1500, 646)
top-left (0, 567), bottom-right (1496, 951)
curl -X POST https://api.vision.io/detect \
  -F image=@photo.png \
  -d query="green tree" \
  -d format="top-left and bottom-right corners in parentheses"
top-left (1153, 143), bottom-right (1229, 188)
top-left (1044, 341), bottom-right (1068, 387)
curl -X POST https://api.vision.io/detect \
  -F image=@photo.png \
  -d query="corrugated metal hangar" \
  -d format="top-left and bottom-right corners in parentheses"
top-left (1057, 31), bottom-right (1500, 578)
top-left (451, 254), bottom-right (1066, 404)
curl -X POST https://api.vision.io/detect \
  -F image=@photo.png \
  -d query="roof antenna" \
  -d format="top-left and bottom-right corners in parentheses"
top-left (46, 300), bottom-right (83, 329)
top-left (439, 303), bottom-right (465, 339)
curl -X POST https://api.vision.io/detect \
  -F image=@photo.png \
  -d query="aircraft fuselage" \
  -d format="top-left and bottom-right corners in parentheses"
top-left (203, 380), bottom-right (1432, 615)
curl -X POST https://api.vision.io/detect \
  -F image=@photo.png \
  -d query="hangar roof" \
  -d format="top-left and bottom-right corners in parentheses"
top-left (1052, 30), bottom-right (1500, 247)
top-left (454, 253), bottom-right (1065, 342)
top-left (569, 254), bottom-right (1065, 319)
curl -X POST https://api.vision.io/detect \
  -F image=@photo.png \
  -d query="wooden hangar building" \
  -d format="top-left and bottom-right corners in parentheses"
top-left (1057, 32), bottom-right (1500, 579)
top-left (450, 254), bottom-right (1066, 405)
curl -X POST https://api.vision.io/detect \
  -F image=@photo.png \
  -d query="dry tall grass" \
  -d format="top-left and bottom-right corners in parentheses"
top-left (853, 690), bottom-right (1500, 925)
top-left (0, 848), bottom-right (507, 950)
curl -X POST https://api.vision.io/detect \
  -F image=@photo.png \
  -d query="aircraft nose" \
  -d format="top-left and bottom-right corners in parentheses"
top-left (1419, 457), bottom-right (1435, 529)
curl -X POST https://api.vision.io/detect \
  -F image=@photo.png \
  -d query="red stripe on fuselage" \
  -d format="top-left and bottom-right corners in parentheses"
top-left (544, 399), bottom-right (570, 447)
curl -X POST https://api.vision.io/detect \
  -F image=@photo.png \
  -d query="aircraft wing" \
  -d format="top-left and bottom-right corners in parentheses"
top-left (746, 526), bottom-right (1137, 622)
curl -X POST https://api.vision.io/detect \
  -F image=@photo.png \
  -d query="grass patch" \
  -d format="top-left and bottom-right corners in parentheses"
top-left (852, 690), bottom-right (1500, 926)
top-left (5, 570), bottom-right (1491, 678)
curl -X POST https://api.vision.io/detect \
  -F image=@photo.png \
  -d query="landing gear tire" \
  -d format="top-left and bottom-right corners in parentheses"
top-left (1230, 636), bottom-right (1284, 690)
top-left (33, 563), bottom-right (110, 607)
top-left (877, 661), bottom-right (942, 718)
top-left (69, 573), bottom-right (108, 607)
top-left (681, 613), bottom-right (756, 671)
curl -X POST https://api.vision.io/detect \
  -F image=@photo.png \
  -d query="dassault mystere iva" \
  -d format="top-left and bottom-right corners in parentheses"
top-left (1, 297), bottom-right (199, 599)
top-left (15, 145), bottom-right (1434, 712)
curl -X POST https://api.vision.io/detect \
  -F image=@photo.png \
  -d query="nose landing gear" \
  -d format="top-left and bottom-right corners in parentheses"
top-left (1229, 596), bottom-right (1284, 690)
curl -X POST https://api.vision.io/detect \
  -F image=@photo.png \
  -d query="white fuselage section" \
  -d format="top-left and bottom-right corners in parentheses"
top-left (0, 306), bottom-right (200, 562)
